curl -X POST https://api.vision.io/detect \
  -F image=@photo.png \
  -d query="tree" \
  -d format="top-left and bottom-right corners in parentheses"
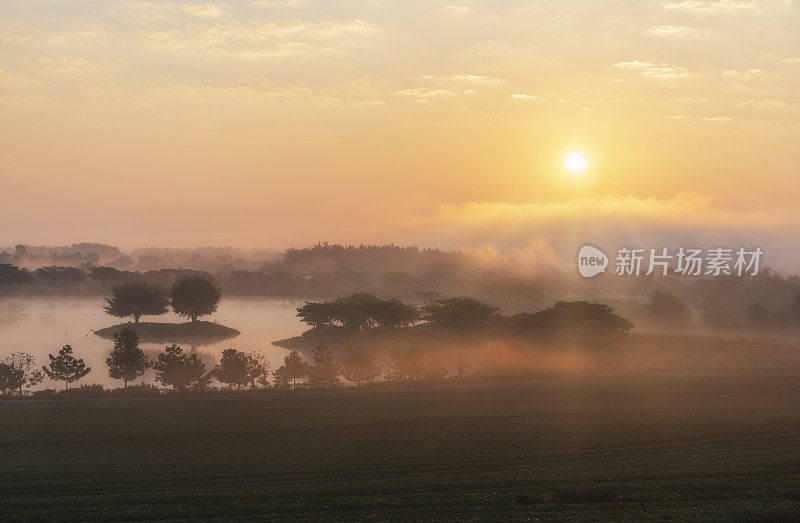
top-left (385, 347), bottom-right (424, 382)
top-left (2, 353), bottom-right (44, 396)
top-left (42, 345), bottom-right (91, 390)
top-left (106, 326), bottom-right (149, 388)
top-left (296, 301), bottom-right (340, 329)
top-left (308, 343), bottom-right (340, 388)
top-left (456, 354), bottom-right (470, 378)
top-left (341, 348), bottom-right (381, 387)
top-left (508, 301), bottom-right (633, 349)
top-left (34, 266), bottom-right (85, 287)
top-left (246, 352), bottom-right (271, 389)
top-left (169, 275), bottom-right (222, 323)
top-left (104, 282), bottom-right (169, 324)
top-left (214, 348), bottom-right (251, 389)
top-left (421, 296), bottom-right (500, 337)
top-left (273, 350), bottom-right (308, 389)
top-left (422, 356), bottom-right (447, 382)
top-left (647, 290), bottom-right (691, 327)
top-left (0, 362), bottom-right (25, 397)
top-left (0, 264), bottom-right (33, 287)
top-left (371, 299), bottom-right (419, 329)
top-left (152, 344), bottom-right (209, 391)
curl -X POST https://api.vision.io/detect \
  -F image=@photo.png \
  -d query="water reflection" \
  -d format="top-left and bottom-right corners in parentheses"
top-left (0, 296), bottom-right (305, 389)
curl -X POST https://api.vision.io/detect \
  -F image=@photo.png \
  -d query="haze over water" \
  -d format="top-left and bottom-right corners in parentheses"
top-left (0, 296), bottom-right (303, 389)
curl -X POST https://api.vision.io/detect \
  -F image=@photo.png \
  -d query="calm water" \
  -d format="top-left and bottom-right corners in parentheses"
top-left (0, 296), bottom-right (306, 389)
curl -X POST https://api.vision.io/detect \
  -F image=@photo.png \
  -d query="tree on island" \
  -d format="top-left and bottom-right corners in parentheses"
top-left (273, 350), bottom-right (308, 389)
top-left (421, 296), bottom-right (500, 337)
top-left (507, 301), bottom-right (633, 349)
top-left (106, 326), bottom-right (149, 388)
top-left (42, 345), bottom-right (91, 390)
top-left (308, 343), bottom-right (340, 388)
top-left (152, 344), bottom-right (209, 391)
top-left (104, 282), bottom-right (169, 324)
top-left (170, 275), bottom-right (222, 323)
top-left (1, 353), bottom-right (44, 397)
top-left (341, 348), bottom-right (381, 387)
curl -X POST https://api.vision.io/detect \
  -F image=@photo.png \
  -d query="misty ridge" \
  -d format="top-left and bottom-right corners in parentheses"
top-left (3, 241), bottom-right (800, 338)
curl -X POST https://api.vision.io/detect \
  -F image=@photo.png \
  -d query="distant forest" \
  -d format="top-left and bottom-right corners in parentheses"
top-left (3, 242), bottom-right (800, 336)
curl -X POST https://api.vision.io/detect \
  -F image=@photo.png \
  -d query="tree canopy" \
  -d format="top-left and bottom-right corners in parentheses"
top-left (104, 282), bottom-right (169, 324)
top-left (106, 326), bottom-right (149, 388)
top-left (169, 276), bottom-right (222, 323)
top-left (152, 344), bottom-right (209, 391)
top-left (42, 345), bottom-right (91, 390)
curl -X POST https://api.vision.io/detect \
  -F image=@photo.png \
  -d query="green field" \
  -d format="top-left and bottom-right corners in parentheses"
top-left (2, 375), bottom-right (800, 520)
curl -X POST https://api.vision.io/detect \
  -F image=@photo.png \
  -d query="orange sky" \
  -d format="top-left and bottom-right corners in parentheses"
top-left (1, 0), bottom-right (799, 268)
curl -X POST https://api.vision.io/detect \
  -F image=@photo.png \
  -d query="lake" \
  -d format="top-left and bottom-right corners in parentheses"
top-left (0, 296), bottom-right (307, 390)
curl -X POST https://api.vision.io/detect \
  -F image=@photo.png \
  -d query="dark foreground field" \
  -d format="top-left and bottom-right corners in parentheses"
top-left (2, 375), bottom-right (800, 520)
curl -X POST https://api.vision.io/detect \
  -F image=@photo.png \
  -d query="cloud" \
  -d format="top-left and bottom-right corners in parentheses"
top-left (180, 4), bottom-right (225, 19)
top-left (393, 88), bottom-right (455, 98)
top-left (613, 60), bottom-right (691, 79)
top-left (138, 20), bottom-right (378, 59)
top-left (420, 74), bottom-right (506, 84)
top-left (509, 94), bottom-right (537, 100)
top-left (443, 5), bottom-right (471, 12)
top-left (662, 0), bottom-right (790, 12)
top-left (645, 25), bottom-right (694, 35)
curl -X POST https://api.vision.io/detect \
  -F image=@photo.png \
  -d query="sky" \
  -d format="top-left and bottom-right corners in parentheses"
top-left (1, 0), bottom-right (799, 269)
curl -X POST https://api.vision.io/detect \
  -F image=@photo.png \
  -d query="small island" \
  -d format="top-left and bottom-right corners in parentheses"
top-left (95, 275), bottom-right (240, 344)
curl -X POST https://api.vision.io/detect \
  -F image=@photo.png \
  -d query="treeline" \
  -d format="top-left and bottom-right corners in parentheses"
top-left (0, 262), bottom-right (553, 304)
top-left (0, 328), bottom-right (458, 399)
top-left (296, 294), bottom-right (634, 348)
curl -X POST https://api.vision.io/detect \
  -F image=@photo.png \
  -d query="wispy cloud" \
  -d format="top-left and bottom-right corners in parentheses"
top-left (180, 3), bottom-right (224, 19)
top-left (613, 60), bottom-right (691, 79)
top-left (645, 25), bottom-right (695, 35)
top-left (662, 0), bottom-right (783, 12)
top-left (509, 94), bottom-right (537, 100)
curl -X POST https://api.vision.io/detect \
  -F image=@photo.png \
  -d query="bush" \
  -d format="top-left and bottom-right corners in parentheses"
top-left (30, 388), bottom-right (58, 399)
top-left (110, 383), bottom-right (163, 397)
top-left (58, 384), bottom-right (107, 399)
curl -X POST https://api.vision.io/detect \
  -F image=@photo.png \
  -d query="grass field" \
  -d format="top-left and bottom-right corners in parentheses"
top-left (2, 374), bottom-right (800, 520)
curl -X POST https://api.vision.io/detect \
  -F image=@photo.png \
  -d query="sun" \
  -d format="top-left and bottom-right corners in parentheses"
top-left (565, 152), bottom-right (587, 173)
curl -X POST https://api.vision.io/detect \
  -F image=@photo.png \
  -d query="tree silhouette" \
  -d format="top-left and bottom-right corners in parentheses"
top-left (308, 343), bottom-right (340, 388)
top-left (2, 353), bottom-right (44, 396)
top-left (508, 301), bottom-right (633, 349)
top-left (214, 348), bottom-right (250, 389)
top-left (104, 282), bottom-right (169, 324)
top-left (152, 344), bottom-right (208, 391)
top-left (0, 362), bottom-right (25, 397)
top-left (385, 347), bottom-right (425, 382)
top-left (0, 264), bottom-right (33, 287)
top-left (341, 348), bottom-right (381, 387)
top-left (456, 354), bottom-right (470, 378)
top-left (42, 345), bottom-right (91, 390)
top-left (273, 350), bottom-right (308, 389)
top-left (106, 326), bottom-right (149, 388)
top-left (169, 276), bottom-right (222, 323)
top-left (246, 352), bottom-right (271, 390)
top-left (421, 296), bottom-right (500, 337)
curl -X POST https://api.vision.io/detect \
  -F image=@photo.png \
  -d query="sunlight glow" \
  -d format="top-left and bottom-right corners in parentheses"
top-left (565, 152), bottom-right (587, 173)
